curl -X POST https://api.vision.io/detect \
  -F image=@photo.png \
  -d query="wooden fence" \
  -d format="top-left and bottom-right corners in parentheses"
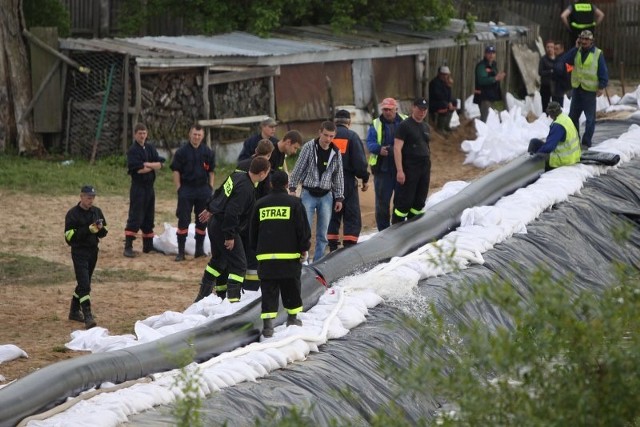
top-left (467, 0), bottom-right (640, 78)
top-left (61, 0), bottom-right (640, 78)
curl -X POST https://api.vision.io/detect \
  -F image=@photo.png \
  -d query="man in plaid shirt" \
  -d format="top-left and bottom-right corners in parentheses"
top-left (288, 121), bottom-right (344, 263)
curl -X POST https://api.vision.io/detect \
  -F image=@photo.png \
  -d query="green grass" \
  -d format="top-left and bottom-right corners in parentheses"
top-left (0, 252), bottom-right (177, 286)
top-left (0, 154), bottom-right (236, 199)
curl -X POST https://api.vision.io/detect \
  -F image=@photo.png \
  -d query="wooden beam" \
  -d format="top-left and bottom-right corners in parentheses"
top-left (207, 66), bottom-right (280, 86)
top-left (23, 30), bottom-right (90, 73)
top-left (202, 66), bottom-right (211, 147)
top-left (18, 59), bottom-right (61, 123)
top-left (134, 64), bottom-right (141, 122)
top-left (198, 115), bottom-right (270, 127)
top-left (122, 54), bottom-right (130, 153)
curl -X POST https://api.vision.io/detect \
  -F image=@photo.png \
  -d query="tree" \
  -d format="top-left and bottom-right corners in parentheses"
top-left (116, 0), bottom-right (457, 37)
top-left (0, 0), bottom-right (43, 155)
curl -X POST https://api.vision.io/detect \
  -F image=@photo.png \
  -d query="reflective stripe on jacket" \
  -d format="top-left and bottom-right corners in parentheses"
top-left (572, 48), bottom-right (601, 92)
top-left (550, 114), bottom-right (581, 168)
top-left (368, 114), bottom-right (408, 166)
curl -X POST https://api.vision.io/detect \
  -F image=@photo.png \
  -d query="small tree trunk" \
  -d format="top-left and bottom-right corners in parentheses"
top-left (0, 21), bottom-right (10, 153)
top-left (0, 0), bottom-right (44, 155)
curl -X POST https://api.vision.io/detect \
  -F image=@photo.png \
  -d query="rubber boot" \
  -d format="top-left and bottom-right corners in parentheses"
top-left (262, 318), bottom-right (274, 338)
top-left (81, 302), bottom-right (97, 329)
top-left (227, 282), bottom-right (242, 303)
top-left (175, 234), bottom-right (186, 261)
top-left (194, 233), bottom-right (206, 258)
top-left (286, 313), bottom-right (302, 327)
top-left (123, 236), bottom-right (135, 258)
top-left (216, 290), bottom-right (227, 300)
top-left (142, 237), bottom-right (160, 254)
top-left (68, 296), bottom-right (84, 323)
top-left (194, 277), bottom-right (215, 302)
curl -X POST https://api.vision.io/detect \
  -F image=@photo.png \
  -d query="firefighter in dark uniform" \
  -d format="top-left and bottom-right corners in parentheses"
top-left (170, 124), bottom-right (215, 261)
top-left (64, 185), bottom-right (108, 329)
top-left (561, 1), bottom-right (605, 42)
top-left (123, 123), bottom-right (165, 258)
top-left (269, 130), bottom-right (303, 173)
top-left (194, 157), bottom-right (271, 303)
top-left (234, 139), bottom-right (274, 291)
top-left (392, 98), bottom-right (431, 224)
top-left (327, 110), bottom-right (369, 252)
top-left (250, 170), bottom-right (311, 338)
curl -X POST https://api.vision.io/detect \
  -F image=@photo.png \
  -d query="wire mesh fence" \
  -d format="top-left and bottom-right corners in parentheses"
top-left (65, 51), bottom-right (124, 159)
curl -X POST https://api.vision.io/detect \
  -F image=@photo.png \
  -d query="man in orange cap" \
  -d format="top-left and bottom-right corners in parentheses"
top-left (366, 98), bottom-right (407, 231)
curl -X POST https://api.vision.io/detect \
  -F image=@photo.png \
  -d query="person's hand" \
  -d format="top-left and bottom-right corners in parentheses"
top-left (300, 251), bottom-right (308, 262)
top-left (224, 239), bottom-right (235, 250)
top-left (496, 71), bottom-right (506, 81)
top-left (89, 223), bottom-right (99, 233)
top-left (334, 201), bottom-right (343, 212)
top-left (198, 209), bottom-right (212, 223)
top-left (361, 181), bottom-right (369, 192)
top-left (380, 146), bottom-right (389, 157)
top-left (396, 170), bottom-right (405, 185)
top-left (596, 89), bottom-right (604, 97)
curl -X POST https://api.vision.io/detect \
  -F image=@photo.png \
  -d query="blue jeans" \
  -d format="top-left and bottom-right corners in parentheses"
top-left (301, 189), bottom-right (333, 262)
top-left (569, 87), bottom-right (597, 147)
top-left (373, 171), bottom-right (398, 231)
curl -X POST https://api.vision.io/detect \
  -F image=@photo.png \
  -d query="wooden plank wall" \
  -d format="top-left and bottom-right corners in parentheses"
top-left (469, 0), bottom-right (640, 78)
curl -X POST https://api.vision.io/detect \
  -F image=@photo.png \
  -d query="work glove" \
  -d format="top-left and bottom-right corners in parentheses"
top-left (89, 223), bottom-right (99, 234)
top-left (528, 138), bottom-right (543, 155)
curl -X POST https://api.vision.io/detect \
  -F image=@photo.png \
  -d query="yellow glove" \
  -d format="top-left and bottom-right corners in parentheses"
top-left (89, 223), bottom-right (99, 234)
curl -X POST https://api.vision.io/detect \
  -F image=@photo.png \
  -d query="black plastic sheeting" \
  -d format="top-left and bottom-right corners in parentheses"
top-left (0, 155), bottom-right (546, 426)
top-left (130, 121), bottom-right (640, 426)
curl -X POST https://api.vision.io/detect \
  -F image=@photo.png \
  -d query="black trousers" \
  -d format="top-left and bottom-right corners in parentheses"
top-left (328, 177), bottom-right (362, 248)
top-left (204, 219), bottom-right (247, 287)
top-left (125, 183), bottom-right (155, 235)
top-left (176, 184), bottom-right (210, 234)
top-left (71, 247), bottom-right (98, 300)
top-left (392, 156), bottom-right (431, 223)
top-left (260, 277), bottom-right (302, 318)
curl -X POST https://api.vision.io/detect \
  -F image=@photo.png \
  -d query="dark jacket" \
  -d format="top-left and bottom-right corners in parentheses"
top-left (207, 171), bottom-right (256, 240)
top-left (127, 142), bottom-right (164, 185)
top-left (333, 124), bottom-right (369, 184)
top-left (64, 204), bottom-right (108, 249)
top-left (238, 134), bottom-right (279, 162)
top-left (473, 58), bottom-right (502, 104)
top-left (538, 54), bottom-right (556, 89)
top-left (170, 142), bottom-right (215, 187)
top-left (428, 76), bottom-right (454, 113)
top-left (250, 189), bottom-right (311, 279)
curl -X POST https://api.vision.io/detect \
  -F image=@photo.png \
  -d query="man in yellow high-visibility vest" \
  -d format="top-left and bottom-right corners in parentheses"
top-left (555, 30), bottom-right (608, 149)
top-left (528, 101), bottom-right (581, 171)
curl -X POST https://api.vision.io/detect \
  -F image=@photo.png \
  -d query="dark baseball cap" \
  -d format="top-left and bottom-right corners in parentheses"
top-left (413, 98), bottom-right (428, 110)
top-left (81, 185), bottom-right (96, 195)
top-left (334, 109), bottom-right (351, 119)
top-left (485, 45), bottom-right (497, 53)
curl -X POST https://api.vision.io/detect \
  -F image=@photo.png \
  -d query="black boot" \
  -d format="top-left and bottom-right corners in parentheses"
top-left (262, 318), bottom-right (274, 338)
top-left (123, 236), bottom-right (135, 258)
top-left (328, 240), bottom-right (339, 252)
top-left (143, 237), bottom-right (161, 254)
top-left (194, 278), bottom-right (215, 303)
top-left (68, 296), bottom-right (84, 323)
top-left (227, 282), bottom-right (241, 303)
top-left (194, 233), bottom-right (206, 258)
top-left (175, 234), bottom-right (186, 261)
top-left (81, 303), bottom-right (97, 329)
top-left (216, 290), bottom-right (227, 300)
top-left (286, 313), bottom-right (302, 327)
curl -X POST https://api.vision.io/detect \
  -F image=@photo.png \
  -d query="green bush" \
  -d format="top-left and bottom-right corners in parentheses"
top-left (374, 259), bottom-right (640, 426)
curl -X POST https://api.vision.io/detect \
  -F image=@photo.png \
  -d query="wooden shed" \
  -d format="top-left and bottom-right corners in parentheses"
top-left (57, 19), bottom-right (537, 162)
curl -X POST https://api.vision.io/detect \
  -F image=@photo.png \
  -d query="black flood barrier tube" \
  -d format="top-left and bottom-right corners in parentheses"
top-left (0, 154), bottom-right (545, 427)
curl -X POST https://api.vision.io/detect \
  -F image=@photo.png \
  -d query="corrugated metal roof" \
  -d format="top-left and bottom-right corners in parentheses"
top-left (59, 18), bottom-right (529, 66)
